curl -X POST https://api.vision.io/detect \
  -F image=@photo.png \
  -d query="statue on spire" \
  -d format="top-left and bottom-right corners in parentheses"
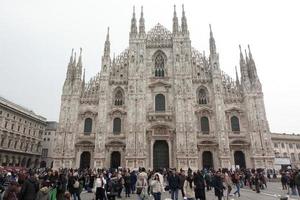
top-left (139, 6), bottom-right (145, 36)
top-left (130, 6), bottom-right (137, 38)
top-left (173, 5), bottom-right (179, 34)
top-left (181, 4), bottom-right (188, 34)
top-left (209, 24), bottom-right (217, 55)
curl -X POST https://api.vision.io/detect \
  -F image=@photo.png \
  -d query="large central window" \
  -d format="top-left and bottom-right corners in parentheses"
top-left (154, 51), bottom-right (166, 77)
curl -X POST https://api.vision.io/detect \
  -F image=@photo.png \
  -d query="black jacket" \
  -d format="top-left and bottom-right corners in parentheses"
top-left (168, 175), bottom-right (180, 190)
top-left (20, 177), bottom-right (39, 200)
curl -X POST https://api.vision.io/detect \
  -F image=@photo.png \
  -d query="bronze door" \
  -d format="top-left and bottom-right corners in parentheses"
top-left (153, 140), bottom-right (169, 169)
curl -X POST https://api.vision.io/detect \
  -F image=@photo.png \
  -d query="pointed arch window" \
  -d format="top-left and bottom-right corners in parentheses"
top-left (201, 116), bottom-right (210, 134)
top-left (231, 116), bottom-right (240, 132)
top-left (84, 118), bottom-right (93, 134)
top-left (114, 90), bottom-right (124, 106)
top-left (113, 118), bottom-right (121, 134)
top-left (198, 88), bottom-right (208, 104)
top-left (155, 94), bottom-right (165, 111)
top-left (154, 54), bottom-right (165, 77)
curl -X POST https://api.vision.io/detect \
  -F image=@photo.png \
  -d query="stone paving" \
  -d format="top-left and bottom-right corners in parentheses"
top-left (80, 182), bottom-right (298, 200)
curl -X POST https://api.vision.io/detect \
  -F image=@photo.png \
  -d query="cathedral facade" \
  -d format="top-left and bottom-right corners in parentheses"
top-left (53, 6), bottom-right (274, 170)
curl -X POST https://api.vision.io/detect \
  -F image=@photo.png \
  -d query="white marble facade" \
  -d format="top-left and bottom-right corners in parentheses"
top-left (53, 6), bottom-right (274, 170)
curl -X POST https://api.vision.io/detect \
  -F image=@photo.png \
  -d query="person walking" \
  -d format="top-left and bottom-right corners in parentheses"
top-left (214, 171), bottom-right (225, 200)
top-left (233, 172), bottom-right (241, 197)
top-left (183, 174), bottom-right (195, 200)
top-left (168, 169), bottom-right (180, 200)
top-left (179, 169), bottom-right (186, 198)
top-left (94, 173), bottom-right (107, 200)
top-left (136, 175), bottom-right (148, 200)
top-left (150, 174), bottom-right (163, 200)
top-left (194, 171), bottom-right (206, 200)
top-left (2, 181), bottom-right (19, 200)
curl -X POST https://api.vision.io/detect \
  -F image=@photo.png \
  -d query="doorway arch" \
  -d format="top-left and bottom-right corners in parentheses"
top-left (80, 151), bottom-right (91, 169)
top-left (110, 151), bottom-right (121, 169)
top-left (234, 151), bottom-right (246, 169)
top-left (26, 158), bottom-right (32, 168)
top-left (202, 151), bottom-right (213, 169)
top-left (40, 161), bottom-right (47, 168)
top-left (153, 140), bottom-right (169, 169)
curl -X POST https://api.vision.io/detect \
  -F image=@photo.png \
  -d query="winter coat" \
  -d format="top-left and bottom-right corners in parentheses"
top-left (150, 180), bottom-right (162, 193)
top-left (183, 180), bottom-right (195, 199)
top-left (19, 177), bottom-right (39, 200)
top-left (168, 175), bottom-right (180, 190)
top-left (214, 176), bottom-right (224, 197)
top-left (35, 187), bottom-right (50, 200)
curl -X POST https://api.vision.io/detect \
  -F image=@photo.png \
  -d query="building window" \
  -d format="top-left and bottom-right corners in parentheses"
top-left (7, 140), bottom-right (11, 148)
top-left (198, 88), bottom-right (208, 104)
top-left (4, 122), bottom-right (8, 128)
top-left (274, 143), bottom-right (278, 148)
top-left (231, 116), bottom-right (240, 132)
top-left (114, 89), bottom-right (124, 106)
top-left (47, 138), bottom-right (50, 141)
top-left (42, 149), bottom-right (48, 158)
top-left (17, 126), bottom-right (20, 131)
top-left (154, 53), bottom-right (165, 77)
top-left (155, 94), bottom-right (165, 111)
top-left (297, 144), bottom-right (300, 149)
top-left (14, 141), bottom-right (18, 149)
top-left (275, 152), bottom-right (280, 158)
top-left (281, 143), bottom-right (285, 148)
top-left (84, 118), bottom-right (93, 134)
top-left (291, 153), bottom-right (296, 162)
top-left (298, 153), bottom-right (300, 161)
top-left (200, 116), bottom-right (210, 134)
top-left (289, 143), bottom-right (293, 148)
top-left (11, 124), bottom-right (14, 130)
top-left (43, 138), bottom-right (46, 141)
top-left (283, 152), bottom-right (287, 157)
top-left (113, 118), bottom-right (121, 134)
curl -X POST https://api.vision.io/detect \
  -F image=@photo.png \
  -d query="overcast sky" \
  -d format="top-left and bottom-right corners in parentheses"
top-left (0, 0), bottom-right (299, 133)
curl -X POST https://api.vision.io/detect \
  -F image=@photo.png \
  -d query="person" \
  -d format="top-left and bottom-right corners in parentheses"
top-left (224, 172), bottom-right (233, 199)
top-left (56, 173), bottom-right (67, 200)
top-left (194, 171), bottom-right (206, 200)
top-left (214, 171), bottom-right (225, 200)
top-left (124, 171), bottom-right (131, 197)
top-left (68, 175), bottom-right (81, 200)
top-left (281, 172), bottom-right (288, 190)
top-left (94, 173), bottom-right (107, 200)
top-left (2, 181), bottom-right (19, 200)
top-left (36, 182), bottom-right (50, 200)
top-left (179, 169), bottom-right (186, 198)
top-left (183, 173), bottom-right (195, 200)
top-left (64, 191), bottom-right (72, 200)
top-left (136, 175), bottom-right (148, 200)
top-left (168, 169), bottom-right (180, 200)
top-left (19, 172), bottom-right (39, 200)
top-left (233, 172), bottom-right (241, 197)
top-left (150, 174), bottom-right (163, 200)
top-left (130, 170), bottom-right (137, 194)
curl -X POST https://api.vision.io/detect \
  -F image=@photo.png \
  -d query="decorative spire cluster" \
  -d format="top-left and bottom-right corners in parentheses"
top-left (130, 6), bottom-right (138, 37)
top-left (65, 48), bottom-right (84, 84)
top-left (130, 6), bottom-right (146, 38)
top-left (172, 4), bottom-right (189, 36)
top-left (238, 44), bottom-right (260, 87)
top-left (104, 27), bottom-right (110, 57)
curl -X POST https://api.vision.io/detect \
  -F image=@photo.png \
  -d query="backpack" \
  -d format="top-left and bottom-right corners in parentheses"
top-left (73, 180), bottom-right (80, 189)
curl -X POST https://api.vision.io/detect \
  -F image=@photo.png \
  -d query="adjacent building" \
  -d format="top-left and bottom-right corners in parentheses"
top-left (0, 96), bottom-right (46, 168)
top-left (271, 133), bottom-right (300, 169)
top-left (40, 121), bottom-right (58, 168)
top-left (53, 6), bottom-right (275, 170)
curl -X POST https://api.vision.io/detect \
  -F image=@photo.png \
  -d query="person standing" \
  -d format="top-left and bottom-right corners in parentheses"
top-left (179, 169), bottom-right (186, 198)
top-left (19, 172), bottom-right (39, 200)
top-left (150, 174), bottom-right (163, 200)
top-left (124, 171), bottom-right (131, 197)
top-left (130, 170), bottom-right (137, 194)
top-left (94, 173), bottom-right (106, 200)
top-left (136, 175), bottom-right (148, 200)
top-left (168, 169), bottom-right (180, 200)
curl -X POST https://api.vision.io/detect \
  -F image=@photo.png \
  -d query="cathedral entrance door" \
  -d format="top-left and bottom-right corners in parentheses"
top-left (202, 151), bottom-right (213, 169)
top-left (111, 151), bottom-right (121, 169)
top-left (80, 151), bottom-right (91, 169)
top-left (153, 140), bottom-right (169, 169)
top-left (234, 151), bottom-right (246, 169)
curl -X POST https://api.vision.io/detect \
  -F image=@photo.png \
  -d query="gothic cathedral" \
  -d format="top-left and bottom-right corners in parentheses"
top-left (53, 6), bottom-right (274, 170)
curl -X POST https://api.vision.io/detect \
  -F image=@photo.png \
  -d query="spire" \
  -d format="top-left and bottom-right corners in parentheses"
top-left (235, 66), bottom-right (240, 85)
top-left (139, 6), bottom-right (145, 35)
top-left (104, 27), bottom-right (110, 57)
top-left (82, 68), bottom-right (85, 91)
top-left (239, 45), bottom-right (245, 64)
top-left (66, 48), bottom-right (74, 81)
top-left (239, 45), bottom-right (250, 84)
top-left (172, 5), bottom-right (179, 34)
top-left (69, 48), bottom-right (74, 64)
top-left (130, 6), bottom-right (137, 38)
top-left (181, 4), bottom-right (188, 34)
top-left (76, 47), bottom-right (83, 78)
top-left (247, 44), bottom-right (259, 82)
top-left (209, 24), bottom-right (217, 55)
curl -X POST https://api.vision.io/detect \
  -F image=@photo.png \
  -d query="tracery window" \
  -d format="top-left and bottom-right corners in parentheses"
top-left (84, 118), bottom-right (92, 134)
top-left (231, 116), bottom-right (240, 132)
top-left (201, 116), bottom-right (210, 134)
top-left (154, 54), bottom-right (165, 77)
top-left (114, 90), bottom-right (124, 106)
top-left (155, 94), bottom-right (165, 111)
top-left (113, 118), bottom-right (121, 134)
top-left (198, 88), bottom-right (208, 104)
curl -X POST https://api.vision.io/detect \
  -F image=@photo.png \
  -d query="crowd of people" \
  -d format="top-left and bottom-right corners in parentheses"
top-left (0, 166), bottom-right (278, 200)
